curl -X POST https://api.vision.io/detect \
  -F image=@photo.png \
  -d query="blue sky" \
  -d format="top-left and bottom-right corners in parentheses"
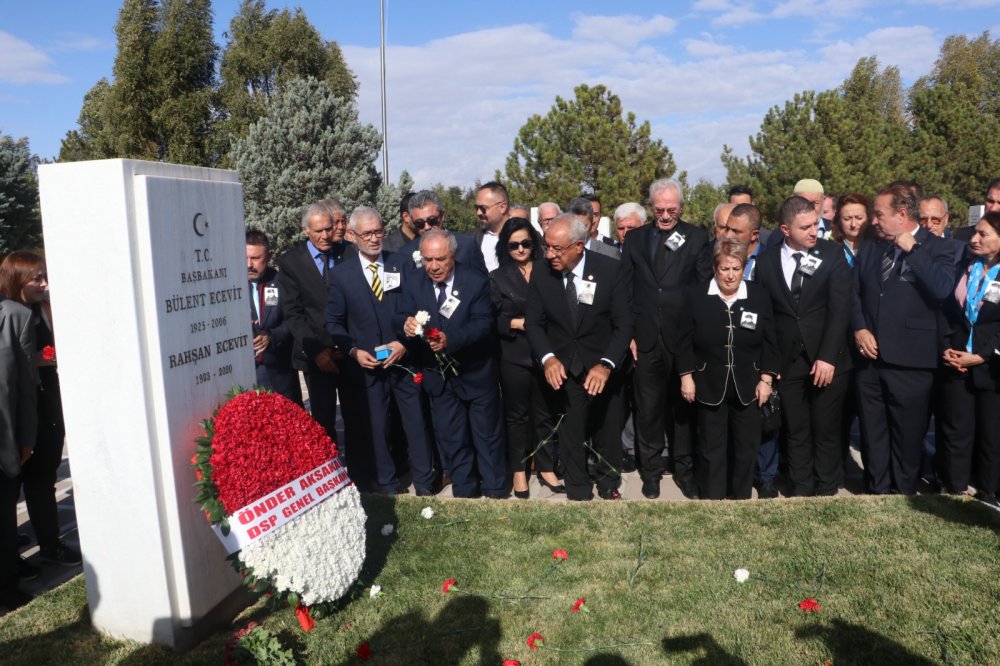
top-left (2, 1), bottom-right (998, 190)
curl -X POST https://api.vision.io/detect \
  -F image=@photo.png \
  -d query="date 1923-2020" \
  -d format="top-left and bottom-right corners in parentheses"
top-left (196, 364), bottom-right (232, 385)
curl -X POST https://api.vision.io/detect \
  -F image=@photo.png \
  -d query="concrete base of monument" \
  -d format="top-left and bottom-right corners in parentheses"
top-left (140, 585), bottom-right (257, 652)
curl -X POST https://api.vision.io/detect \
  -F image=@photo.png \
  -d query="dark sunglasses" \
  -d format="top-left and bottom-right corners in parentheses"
top-left (413, 216), bottom-right (442, 229)
top-left (506, 239), bottom-right (533, 251)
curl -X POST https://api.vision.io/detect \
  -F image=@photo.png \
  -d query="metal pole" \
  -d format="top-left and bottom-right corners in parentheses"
top-left (379, 0), bottom-right (389, 185)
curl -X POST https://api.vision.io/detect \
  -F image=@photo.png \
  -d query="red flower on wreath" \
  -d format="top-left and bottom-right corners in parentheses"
top-left (294, 603), bottom-right (314, 631)
top-left (798, 598), bottom-right (822, 612)
top-left (41, 345), bottom-right (55, 361)
top-left (502, 661), bottom-right (522, 666)
top-left (527, 632), bottom-right (544, 650)
top-left (356, 641), bottom-right (372, 660)
top-left (552, 549), bottom-right (568, 561)
top-left (427, 327), bottom-right (442, 342)
top-left (572, 597), bottom-right (587, 613)
top-left (413, 372), bottom-right (424, 384)
top-left (442, 577), bottom-right (457, 593)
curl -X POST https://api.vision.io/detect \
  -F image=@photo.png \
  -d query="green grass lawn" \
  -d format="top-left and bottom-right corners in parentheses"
top-left (2, 494), bottom-right (999, 665)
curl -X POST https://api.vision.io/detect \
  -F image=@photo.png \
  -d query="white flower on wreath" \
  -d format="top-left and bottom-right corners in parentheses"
top-left (734, 568), bottom-right (750, 583)
top-left (420, 506), bottom-right (434, 519)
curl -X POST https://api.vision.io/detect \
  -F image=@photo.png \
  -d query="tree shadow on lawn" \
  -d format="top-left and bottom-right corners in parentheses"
top-left (339, 593), bottom-right (501, 665)
top-left (905, 494), bottom-right (1000, 534)
top-left (796, 618), bottom-right (937, 665)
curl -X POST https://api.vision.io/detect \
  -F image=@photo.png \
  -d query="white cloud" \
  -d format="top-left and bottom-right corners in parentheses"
top-left (682, 37), bottom-right (735, 58)
top-left (818, 25), bottom-right (939, 79)
top-left (571, 14), bottom-right (678, 47)
top-left (0, 31), bottom-right (69, 84)
top-left (51, 33), bottom-right (110, 52)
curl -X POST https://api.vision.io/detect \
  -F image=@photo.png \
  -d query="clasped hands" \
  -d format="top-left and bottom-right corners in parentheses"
top-left (543, 357), bottom-right (610, 396)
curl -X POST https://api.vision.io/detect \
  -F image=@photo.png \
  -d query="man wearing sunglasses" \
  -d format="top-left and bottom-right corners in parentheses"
top-left (474, 182), bottom-right (512, 272)
top-left (383, 192), bottom-right (417, 253)
top-left (397, 190), bottom-right (488, 276)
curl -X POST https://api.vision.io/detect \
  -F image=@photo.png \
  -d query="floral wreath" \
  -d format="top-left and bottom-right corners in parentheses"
top-left (192, 387), bottom-right (366, 623)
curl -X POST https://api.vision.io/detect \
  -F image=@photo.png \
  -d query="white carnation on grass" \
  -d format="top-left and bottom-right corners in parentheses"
top-left (369, 584), bottom-right (381, 599)
top-left (420, 506), bottom-right (434, 519)
top-left (734, 568), bottom-right (750, 583)
top-left (380, 523), bottom-right (394, 536)
top-left (239, 485), bottom-right (366, 606)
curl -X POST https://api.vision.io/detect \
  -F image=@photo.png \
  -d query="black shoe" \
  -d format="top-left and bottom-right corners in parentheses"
top-left (622, 456), bottom-right (637, 473)
top-left (537, 474), bottom-right (566, 494)
top-left (677, 477), bottom-right (700, 500)
top-left (0, 587), bottom-right (34, 611)
top-left (513, 488), bottom-right (530, 499)
top-left (38, 543), bottom-right (82, 567)
top-left (17, 557), bottom-right (40, 581)
top-left (598, 487), bottom-right (622, 500)
top-left (415, 487), bottom-right (435, 497)
top-left (974, 491), bottom-right (1000, 508)
top-left (641, 479), bottom-right (660, 499)
top-left (756, 481), bottom-right (779, 499)
top-left (17, 532), bottom-right (31, 548)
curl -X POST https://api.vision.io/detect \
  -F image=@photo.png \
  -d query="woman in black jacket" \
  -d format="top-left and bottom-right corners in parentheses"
top-left (938, 211), bottom-right (1000, 505)
top-left (490, 219), bottom-right (563, 498)
top-left (678, 239), bottom-right (779, 500)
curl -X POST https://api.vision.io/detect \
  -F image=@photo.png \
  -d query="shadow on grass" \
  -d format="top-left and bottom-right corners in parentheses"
top-left (662, 633), bottom-right (748, 665)
top-left (583, 654), bottom-right (633, 665)
top-left (796, 618), bottom-right (937, 664)
top-left (340, 593), bottom-right (501, 665)
top-left (905, 494), bottom-right (1000, 533)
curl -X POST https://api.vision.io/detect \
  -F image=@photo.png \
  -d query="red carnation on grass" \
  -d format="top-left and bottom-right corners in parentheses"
top-left (413, 372), bottom-right (424, 384)
top-left (552, 549), bottom-right (568, 561)
top-left (527, 632), bottom-right (544, 650)
top-left (442, 577), bottom-right (457, 593)
top-left (427, 327), bottom-right (442, 342)
top-left (294, 603), bottom-right (314, 631)
top-left (502, 661), bottom-right (522, 666)
top-left (209, 391), bottom-right (338, 513)
top-left (356, 641), bottom-right (372, 661)
top-left (798, 598), bottom-right (822, 612)
top-left (233, 621), bottom-right (257, 639)
top-left (41, 345), bottom-right (55, 361)
top-left (572, 597), bottom-right (587, 613)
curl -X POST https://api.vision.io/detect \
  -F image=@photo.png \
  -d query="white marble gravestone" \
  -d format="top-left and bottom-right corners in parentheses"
top-left (37, 159), bottom-right (255, 648)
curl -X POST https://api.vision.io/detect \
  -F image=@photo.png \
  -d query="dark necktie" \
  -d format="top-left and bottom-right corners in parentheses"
top-left (880, 246), bottom-right (895, 283)
top-left (565, 272), bottom-right (579, 327)
top-left (255, 281), bottom-right (265, 364)
top-left (654, 230), bottom-right (668, 273)
top-left (791, 252), bottom-right (803, 305)
top-left (436, 282), bottom-right (448, 308)
top-left (319, 251), bottom-right (332, 283)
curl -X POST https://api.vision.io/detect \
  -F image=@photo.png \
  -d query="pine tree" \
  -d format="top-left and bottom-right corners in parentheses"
top-left (231, 77), bottom-right (383, 255)
top-left (0, 133), bottom-right (42, 254)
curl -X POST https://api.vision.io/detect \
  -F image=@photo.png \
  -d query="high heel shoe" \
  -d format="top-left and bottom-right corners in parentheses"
top-left (513, 488), bottom-right (530, 499)
top-left (537, 473), bottom-right (566, 494)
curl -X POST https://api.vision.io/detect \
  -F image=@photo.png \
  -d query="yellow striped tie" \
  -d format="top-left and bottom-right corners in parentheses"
top-left (368, 263), bottom-right (383, 301)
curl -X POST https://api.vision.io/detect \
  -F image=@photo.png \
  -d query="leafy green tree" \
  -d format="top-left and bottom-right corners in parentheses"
top-left (431, 183), bottom-right (480, 233)
top-left (504, 84), bottom-right (675, 208)
top-left (679, 173), bottom-right (727, 230)
top-left (0, 133), bottom-right (42, 253)
top-left (231, 77), bottom-right (384, 255)
top-left (216, 0), bottom-right (358, 157)
top-left (913, 31), bottom-right (1000, 117)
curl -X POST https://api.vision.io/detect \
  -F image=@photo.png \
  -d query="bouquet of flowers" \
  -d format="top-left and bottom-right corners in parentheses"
top-left (413, 310), bottom-right (459, 376)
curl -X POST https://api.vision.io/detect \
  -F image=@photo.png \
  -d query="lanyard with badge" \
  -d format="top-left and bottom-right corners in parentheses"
top-left (964, 258), bottom-right (1000, 352)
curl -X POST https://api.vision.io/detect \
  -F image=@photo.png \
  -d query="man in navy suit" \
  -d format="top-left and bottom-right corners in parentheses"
top-left (397, 190), bottom-right (488, 276)
top-left (395, 229), bottom-right (506, 498)
top-left (278, 201), bottom-right (357, 444)
top-left (852, 183), bottom-right (956, 495)
top-left (526, 215), bottom-right (633, 501)
top-left (326, 207), bottom-right (437, 495)
top-left (247, 230), bottom-right (302, 405)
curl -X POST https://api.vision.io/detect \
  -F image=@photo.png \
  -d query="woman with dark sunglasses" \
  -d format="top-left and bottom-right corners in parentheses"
top-left (490, 218), bottom-right (564, 498)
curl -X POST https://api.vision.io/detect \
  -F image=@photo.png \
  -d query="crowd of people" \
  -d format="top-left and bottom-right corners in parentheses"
top-left (248, 176), bottom-right (1000, 509)
top-left (4, 172), bottom-right (999, 611)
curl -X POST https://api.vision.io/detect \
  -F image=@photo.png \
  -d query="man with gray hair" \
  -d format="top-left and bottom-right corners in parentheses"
top-left (326, 206), bottom-right (437, 495)
top-left (713, 203), bottom-right (736, 241)
top-left (620, 178), bottom-right (711, 499)
top-left (538, 202), bottom-right (561, 232)
top-left (613, 202), bottom-right (646, 246)
top-left (396, 229), bottom-right (507, 498)
top-left (278, 200), bottom-right (356, 445)
top-left (526, 214), bottom-right (632, 501)
top-left (397, 190), bottom-right (488, 275)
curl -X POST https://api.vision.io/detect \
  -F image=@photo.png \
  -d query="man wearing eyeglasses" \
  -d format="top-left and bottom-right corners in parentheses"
top-left (619, 178), bottom-right (712, 499)
top-left (326, 207), bottom-right (437, 496)
top-left (537, 202), bottom-right (561, 232)
top-left (397, 190), bottom-right (488, 276)
top-left (474, 182), bottom-right (512, 272)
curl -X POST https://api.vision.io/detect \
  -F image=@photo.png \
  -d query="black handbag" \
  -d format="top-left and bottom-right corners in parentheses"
top-left (761, 386), bottom-right (781, 433)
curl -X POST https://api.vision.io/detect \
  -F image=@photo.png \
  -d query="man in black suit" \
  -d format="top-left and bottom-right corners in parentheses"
top-left (326, 206), bottom-right (437, 495)
top-left (246, 230), bottom-right (302, 405)
top-left (619, 178), bottom-right (711, 499)
top-left (397, 190), bottom-right (489, 276)
top-left (278, 201), bottom-right (355, 444)
top-left (755, 196), bottom-right (852, 496)
top-left (526, 214), bottom-right (632, 501)
top-left (396, 229), bottom-right (507, 498)
top-left (852, 183), bottom-right (956, 495)
top-left (956, 178), bottom-right (1000, 243)
top-left (382, 192), bottom-right (416, 253)
top-left (474, 182), bottom-right (511, 272)
top-left (569, 197), bottom-right (620, 261)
